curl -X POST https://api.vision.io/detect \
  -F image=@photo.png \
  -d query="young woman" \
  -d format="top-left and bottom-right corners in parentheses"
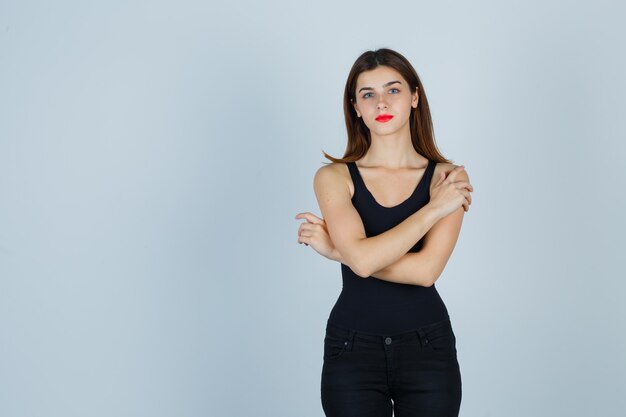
top-left (295, 48), bottom-right (474, 417)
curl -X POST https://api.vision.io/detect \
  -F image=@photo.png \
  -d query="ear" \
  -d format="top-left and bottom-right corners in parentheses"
top-left (412, 86), bottom-right (419, 108)
top-left (351, 99), bottom-right (361, 118)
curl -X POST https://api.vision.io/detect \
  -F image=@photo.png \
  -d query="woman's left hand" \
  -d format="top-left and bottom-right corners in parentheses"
top-left (295, 212), bottom-right (341, 261)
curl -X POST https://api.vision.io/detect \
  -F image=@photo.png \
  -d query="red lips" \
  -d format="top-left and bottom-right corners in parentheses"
top-left (375, 114), bottom-right (394, 122)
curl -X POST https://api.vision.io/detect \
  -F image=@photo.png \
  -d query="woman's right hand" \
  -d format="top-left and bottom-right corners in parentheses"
top-left (428, 165), bottom-right (473, 218)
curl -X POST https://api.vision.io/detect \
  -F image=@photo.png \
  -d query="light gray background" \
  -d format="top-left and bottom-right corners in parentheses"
top-left (1, 1), bottom-right (624, 416)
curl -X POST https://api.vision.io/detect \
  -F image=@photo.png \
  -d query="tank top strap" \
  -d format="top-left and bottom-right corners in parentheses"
top-left (424, 159), bottom-right (436, 185)
top-left (346, 161), bottom-right (363, 191)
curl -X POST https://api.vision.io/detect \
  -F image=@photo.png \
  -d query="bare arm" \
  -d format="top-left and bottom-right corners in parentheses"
top-left (326, 167), bottom-right (470, 285)
top-left (370, 203), bottom-right (465, 286)
top-left (329, 249), bottom-right (428, 285)
top-left (314, 164), bottom-right (444, 278)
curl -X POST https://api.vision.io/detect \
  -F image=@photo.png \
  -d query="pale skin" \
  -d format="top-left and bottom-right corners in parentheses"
top-left (295, 65), bottom-right (474, 287)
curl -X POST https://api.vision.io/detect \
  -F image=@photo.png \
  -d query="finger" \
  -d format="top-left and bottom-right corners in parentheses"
top-left (444, 165), bottom-right (466, 183)
top-left (297, 231), bottom-right (311, 246)
top-left (295, 212), bottom-right (323, 224)
top-left (450, 180), bottom-right (473, 192)
top-left (459, 190), bottom-right (472, 205)
top-left (306, 222), bottom-right (326, 230)
top-left (452, 180), bottom-right (474, 191)
top-left (445, 165), bottom-right (465, 183)
top-left (434, 171), bottom-right (446, 187)
top-left (295, 212), bottom-right (320, 223)
top-left (461, 182), bottom-right (473, 192)
top-left (298, 223), bottom-right (317, 235)
top-left (455, 185), bottom-right (472, 204)
top-left (458, 194), bottom-right (469, 212)
top-left (456, 198), bottom-right (465, 212)
top-left (300, 223), bottom-right (327, 239)
top-left (459, 189), bottom-right (471, 199)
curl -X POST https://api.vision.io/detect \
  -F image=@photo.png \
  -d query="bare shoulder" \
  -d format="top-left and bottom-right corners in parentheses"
top-left (431, 162), bottom-right (470, 192)
top-left (313, 162), bottom-right (353, 198)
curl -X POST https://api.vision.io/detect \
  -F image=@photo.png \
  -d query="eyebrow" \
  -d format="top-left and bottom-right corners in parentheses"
top-left (358, 80), bottom-right (402, 94)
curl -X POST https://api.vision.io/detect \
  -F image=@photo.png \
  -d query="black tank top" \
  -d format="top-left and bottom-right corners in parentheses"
top-left (326, 158), bottom-right (450, 334)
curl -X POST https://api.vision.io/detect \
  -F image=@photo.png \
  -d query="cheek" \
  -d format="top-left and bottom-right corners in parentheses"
top-left (392, 96), bottom-right (413, 113)
top-left (359, 100), bottom-right (377, 110)
top-left (392, 94), bottom-right (410, 105)
top-left (356, 103), bottom-right (375, 117)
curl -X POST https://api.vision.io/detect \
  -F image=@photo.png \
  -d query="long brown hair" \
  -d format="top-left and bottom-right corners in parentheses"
top-left (322, 48), bottom-right (453, 164)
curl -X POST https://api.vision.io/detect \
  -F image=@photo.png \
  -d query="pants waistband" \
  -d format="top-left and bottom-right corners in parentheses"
top-left (325, 317), bottom-right (452, 348)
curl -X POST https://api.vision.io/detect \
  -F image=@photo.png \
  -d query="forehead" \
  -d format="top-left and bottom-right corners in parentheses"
top-left (356, 66), bottom-right (405, 88)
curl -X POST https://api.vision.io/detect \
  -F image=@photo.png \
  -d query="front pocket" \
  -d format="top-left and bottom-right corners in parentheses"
top-left (423, 321), bottom-right (457, 355)
top-left (323, 341), bottom-right (346, 360)
top-left (323, 334), bottom-right (349, 361)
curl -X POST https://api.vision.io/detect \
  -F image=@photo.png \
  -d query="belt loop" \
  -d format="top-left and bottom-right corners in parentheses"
top-left (416, 327), bottom-right (428, 347)
top-left (345, 330), bottom-right (356, 351)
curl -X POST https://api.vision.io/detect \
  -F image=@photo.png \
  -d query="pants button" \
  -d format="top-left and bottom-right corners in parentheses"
top-left (385, 337), bottom-right (392, 345)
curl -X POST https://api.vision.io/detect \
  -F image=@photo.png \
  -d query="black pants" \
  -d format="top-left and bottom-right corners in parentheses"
top-left (321, 318), bottom-right (462, 417)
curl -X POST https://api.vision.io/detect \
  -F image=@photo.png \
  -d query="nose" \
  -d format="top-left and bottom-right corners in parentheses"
top-left (377, 96), bottom-right (388, 110)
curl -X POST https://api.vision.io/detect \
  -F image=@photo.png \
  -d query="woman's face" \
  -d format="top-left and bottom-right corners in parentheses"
top-left (352, 65), bottom-right (418, 135)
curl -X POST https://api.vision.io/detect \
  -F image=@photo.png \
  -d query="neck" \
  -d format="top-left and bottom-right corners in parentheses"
top-left (362, 128), bottom-right (423, 169)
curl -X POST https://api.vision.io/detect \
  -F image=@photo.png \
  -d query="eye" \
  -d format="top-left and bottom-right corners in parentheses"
top-left (363, 92), bottom-right (373, 99)
top-left (389, 88), bottom-right (399, 94)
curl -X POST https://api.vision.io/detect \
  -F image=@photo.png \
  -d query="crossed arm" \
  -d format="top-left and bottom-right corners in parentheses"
top-left (330, 204), bottom-right (465, 287)
top-left (312, 163), bottom-right (470, 287)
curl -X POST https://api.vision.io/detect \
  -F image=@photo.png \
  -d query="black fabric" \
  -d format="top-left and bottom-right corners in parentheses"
top-left (326, 159), bottom-right (450, 334)
top-left (321, 318), bottom-right (462, 417)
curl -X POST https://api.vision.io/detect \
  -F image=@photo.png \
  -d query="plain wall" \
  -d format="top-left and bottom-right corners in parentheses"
top-left (1, 0), bottom-right (625, 416)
